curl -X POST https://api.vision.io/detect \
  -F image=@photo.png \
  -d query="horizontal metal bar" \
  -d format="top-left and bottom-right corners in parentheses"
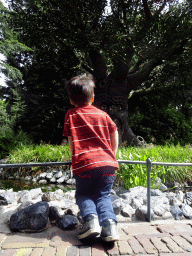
top-left (151, 162), bottom-right (192, 167)
top-left (0, 161), bottom-right (72, 169)
top-left (0, 160), bottom-right (192, 169)
top-left (118, 160), bottom-right (147, 165)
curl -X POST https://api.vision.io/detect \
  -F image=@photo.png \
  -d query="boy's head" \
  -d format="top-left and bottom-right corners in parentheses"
top-left (66, 74), bottom-right (95, 106)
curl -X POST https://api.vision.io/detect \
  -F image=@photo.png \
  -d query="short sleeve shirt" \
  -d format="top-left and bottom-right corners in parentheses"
top-left (63, 105), bottom-right (119, 175)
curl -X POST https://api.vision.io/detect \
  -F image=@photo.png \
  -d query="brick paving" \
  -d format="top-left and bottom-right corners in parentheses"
top-left (0, 220), bottom-right (192, 255)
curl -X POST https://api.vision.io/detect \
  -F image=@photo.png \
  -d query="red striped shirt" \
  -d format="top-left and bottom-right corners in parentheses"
top-left (63, 105), bottom-right (119, 175)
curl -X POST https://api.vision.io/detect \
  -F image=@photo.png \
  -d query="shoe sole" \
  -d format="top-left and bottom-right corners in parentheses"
top-left (78, 228), bottom-right (101, 240)
top-left (100, 235), bottom-right (119, 242)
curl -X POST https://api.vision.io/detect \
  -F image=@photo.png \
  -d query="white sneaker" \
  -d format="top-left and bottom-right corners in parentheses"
top-left (100, 219), bottom-right (119, 242)
top-left (78, 214), bottom-right (101, 240)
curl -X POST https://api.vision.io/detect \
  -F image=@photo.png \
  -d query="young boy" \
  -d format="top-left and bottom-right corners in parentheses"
top-left (63, 74), bottom-right (119, 242)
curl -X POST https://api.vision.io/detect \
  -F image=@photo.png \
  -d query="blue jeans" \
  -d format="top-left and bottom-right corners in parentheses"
top-left (74, 166), bottom-right (117, 225)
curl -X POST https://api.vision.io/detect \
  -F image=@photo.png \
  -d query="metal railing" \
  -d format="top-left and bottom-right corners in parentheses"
top-left (0, 159), bottom-right (192, 222)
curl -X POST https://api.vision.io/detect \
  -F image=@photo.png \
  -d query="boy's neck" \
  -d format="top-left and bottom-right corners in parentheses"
top-left (76, 103), bottom-right (92, 107)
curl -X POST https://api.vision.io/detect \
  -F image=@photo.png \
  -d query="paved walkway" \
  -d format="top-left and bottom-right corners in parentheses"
top-left (0, 218), bottom-right (192, 256)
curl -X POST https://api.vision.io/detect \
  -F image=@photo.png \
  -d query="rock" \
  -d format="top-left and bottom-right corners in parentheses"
top-left (55, 215), bottom-right (79, 230)
top-left (180, 203), bottom-right (192, 219)
top-left (18, 190), bottom-right (32, 203)
top-left (121, 203), bottom-right (135, 217)
top-left (54, 171), bottom-right (63, 179)
top-left (0, 189), bottom-right (17, 204)
top-left (131, 197), bottom-right (143, 209)
top-left (49, 206), bottom-right (61, 222)
top-left (63, 190), bottom-right (76, 200)
top-left (64, 204), bottom-right (79, 216)
top-left (59, 199), bottom-right (74, 209)
top-left (46, 173), bottom-right (53, 180)
top-left (0, 196), bottom-right (8, 206)
top-left (65, 178), bottom-right (76, 185)
top-left (176, 191), bottom-right (184, 203)
top-left (29, 188), bottom-right (42, 200)
top-left (135, 205), bottom-right (154, 221)
top-left (50, 177), bottom-right (57, 183)
top-left (42, 192), bottom-right (63, 202)
top-left (151, 189), bottom-right (163, 196)
top-left (57, 176), bottom-right (66, 184)
top-left (10, 201), bottom-right (49, 232)
top-left (112, 198), bottom-right (122, 215)
top-left (39, 179), bottom-right (47, 185)
top-left (185, 192), bottom-right (192, 206)
top-left (153, 203), bottom-right (170, 217)
top-left (0, 204), bottom-right (20, 224)
top-left (170, 205), bottom-right (183, 220)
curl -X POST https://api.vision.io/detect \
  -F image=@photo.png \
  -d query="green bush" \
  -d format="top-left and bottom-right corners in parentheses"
top-left (0, 97), bottom-right (31, 159)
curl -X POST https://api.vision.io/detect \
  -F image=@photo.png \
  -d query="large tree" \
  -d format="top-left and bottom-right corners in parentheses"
top-left (2, 0), bottom-right (192, 144)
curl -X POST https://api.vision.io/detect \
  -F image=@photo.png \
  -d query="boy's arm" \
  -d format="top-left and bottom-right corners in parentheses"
top-left (68, 136), bottom-right (73, 154)
top-left (110, 130), bottom-right (119, 155)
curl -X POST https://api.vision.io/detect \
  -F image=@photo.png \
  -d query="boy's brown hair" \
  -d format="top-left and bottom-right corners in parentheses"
top-left (66, 74), bottom-right (95, 106)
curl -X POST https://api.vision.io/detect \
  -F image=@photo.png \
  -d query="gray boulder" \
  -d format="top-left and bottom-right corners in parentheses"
top-left (55, 215), bottom-right (79, 230)
top-left (170, 205), bottom-right (183, 220)
top-left (10, 201), bottom-right (49, 232)
top-left (135, 205), bottom-right (154, 221)
top-left (180, 203), bottom-right (192, 219)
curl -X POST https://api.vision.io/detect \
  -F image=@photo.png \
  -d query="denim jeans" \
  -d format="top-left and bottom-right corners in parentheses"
top-left (74, 166), bottom-right (117, 225)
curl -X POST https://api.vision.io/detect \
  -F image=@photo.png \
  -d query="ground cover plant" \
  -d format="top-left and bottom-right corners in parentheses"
top-left (3, 143), bottom-right (192, 190)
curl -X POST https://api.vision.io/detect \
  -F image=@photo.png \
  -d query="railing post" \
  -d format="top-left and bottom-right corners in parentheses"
top-left (147, 158), bottom-right (152, 222)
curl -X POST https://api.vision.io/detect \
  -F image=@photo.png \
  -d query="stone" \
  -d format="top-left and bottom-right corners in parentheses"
top-left (180, 203), bottom-right (192, 219)
top-left (29, 188), bottom-right (42, 200)
top-left (151, 189), bottom-right (163, 196)
top-left (10, 201), bottom-right (49, 232)
top-left (170, 205), bottom-right (183, 220)
top-left (46, 172), bottom-right (53, 180)
top-left (121, 203), bottom-right (135, 217)
top-left (50, 177), bottom-right (57, 183)
top-left (65, 178), bottom-right (76, 185)
top-left (42, 192), bottom-right (63, 202)
top-left (64, 204), bottom-right (79, 216)
top-left (49, 206), bottom-right (61, 222)
top-left (0, 189), bottom-right (17, 204)
top-left (185, 192), bottom-right (192, 206)
top-left (39, 179), bottom-right (47, 184)
top-left (131, 197), bottom-right (143, 209)
top-left (54, 171), bottom-right (63, 179)
top-left (18, 190), bottom-right (32, 203)
top-left (55, 215), bottom-right (79, 230)
top-left (135, 205), bottom-right (154, 221)
top-left (153, 203), bottom-right (170, 217)
top-left (57, 176), bottom-right (66, 184)
top-left (112, 198), bottom-right (122, 215)
top-left (176, 191), bottom-right (184, 203)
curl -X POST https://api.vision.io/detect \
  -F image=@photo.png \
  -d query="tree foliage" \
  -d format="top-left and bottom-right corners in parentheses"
top-left (1, 0), bottom-right (192, 144)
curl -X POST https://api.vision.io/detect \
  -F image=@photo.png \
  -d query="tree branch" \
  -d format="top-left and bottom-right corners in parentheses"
top-left (142, 0), bottom-right (152, 20)
top-left (127, 58), bottom-right (162, 90)
top-left (81, 63), bottom-right (94, 75)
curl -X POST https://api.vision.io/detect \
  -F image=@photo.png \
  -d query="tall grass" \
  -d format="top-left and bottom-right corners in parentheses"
top-left (4, 143), bottom-right (192, 189)
top-left (116, 144), bottom-right (192, 189)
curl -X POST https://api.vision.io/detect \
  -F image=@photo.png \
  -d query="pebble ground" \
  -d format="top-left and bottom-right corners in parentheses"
top-left (0, 217), bottom-right (192, 256)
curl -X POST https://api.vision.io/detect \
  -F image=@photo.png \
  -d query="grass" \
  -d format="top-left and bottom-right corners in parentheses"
top-left (3, 142), bottom-right (192, 189)
top-left (116, 144), bottom-right (192, 189)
